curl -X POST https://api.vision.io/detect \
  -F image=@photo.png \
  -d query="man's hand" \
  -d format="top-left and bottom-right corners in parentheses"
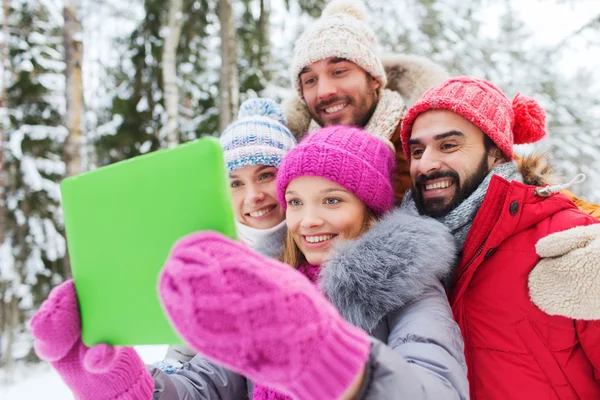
top-left (529, 224), bottom-right (600, 320)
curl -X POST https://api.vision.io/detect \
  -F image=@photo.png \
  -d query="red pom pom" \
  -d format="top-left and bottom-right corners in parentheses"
top-left (512, 93), bottom-right (546, 144)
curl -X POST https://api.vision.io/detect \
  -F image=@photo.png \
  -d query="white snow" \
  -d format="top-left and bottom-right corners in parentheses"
top-left (136, 96), bottom-right (149, 112)
top-left (0, 238), bottom-right (16, 281)
top-left (91, 114), bottom-right (124, 139)
top-left (20, 156), bottom-right (44, 192)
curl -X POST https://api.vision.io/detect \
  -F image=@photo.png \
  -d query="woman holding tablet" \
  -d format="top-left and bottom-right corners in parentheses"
top-left (164, 99), bottom-right (297, 364)
top-left (32, 126), bottom-right (468, 399)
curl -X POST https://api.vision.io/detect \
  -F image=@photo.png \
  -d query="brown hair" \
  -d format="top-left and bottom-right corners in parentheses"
top-left (281, 207), bottom-right (378, 268)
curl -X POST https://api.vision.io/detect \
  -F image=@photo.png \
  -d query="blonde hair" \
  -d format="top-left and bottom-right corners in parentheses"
top-left (281, 207), bottom-right (378, 268)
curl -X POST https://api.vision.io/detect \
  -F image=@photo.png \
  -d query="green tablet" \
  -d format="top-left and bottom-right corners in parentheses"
top-left (61, 137), bottom-right (236, 347)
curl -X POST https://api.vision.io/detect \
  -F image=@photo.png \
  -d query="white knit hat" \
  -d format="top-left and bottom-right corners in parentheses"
top-left (290, 0), bottom-right (387, 99)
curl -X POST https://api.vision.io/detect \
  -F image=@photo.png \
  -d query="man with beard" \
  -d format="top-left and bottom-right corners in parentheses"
top-left (400, 76), bottom-right (600, 400)
top-left (283, 0), bottom-right (449, 202)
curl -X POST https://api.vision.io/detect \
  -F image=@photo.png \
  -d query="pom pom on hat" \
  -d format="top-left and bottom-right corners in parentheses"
top-left (512, 93), bottom-right (547, 145)
top-left (322, 0), bottom-right (367, 20)
top-left (237, 97), bottom-right (288, 127)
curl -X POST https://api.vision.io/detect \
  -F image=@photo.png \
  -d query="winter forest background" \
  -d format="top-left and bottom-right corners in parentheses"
top-left (0, 0), bottom-right (599, 392)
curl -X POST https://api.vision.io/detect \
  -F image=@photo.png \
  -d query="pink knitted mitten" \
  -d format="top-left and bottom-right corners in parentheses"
top-left (159, 232), bottom-right (371, 400)
top-left (30, 280), bottom-right (154, 400)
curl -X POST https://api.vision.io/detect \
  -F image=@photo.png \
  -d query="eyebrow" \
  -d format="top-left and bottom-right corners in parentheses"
top-left (229, 165), bottom-right (273, 179)
top-left (299, 58), bottom-right (349, 76)
top-left (319, 188), bottom-right (350, 195)
top-left (285, 188), bottom-right (350, 197)
top-left (299, 66), bottom-right (311, 76)
top-left (408, 130), bottom-right (465, 146)
top-left (328, 57), bottom-right (348, 65)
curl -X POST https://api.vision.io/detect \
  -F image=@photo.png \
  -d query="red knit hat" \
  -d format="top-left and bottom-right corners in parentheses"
top-left (400, 76), bottom-right (547, 161)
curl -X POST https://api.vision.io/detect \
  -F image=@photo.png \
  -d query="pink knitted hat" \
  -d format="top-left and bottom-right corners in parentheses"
top-left (400, 76), bottom-right (547, 161)
top-left (276, 126), bottom-right (395, 216)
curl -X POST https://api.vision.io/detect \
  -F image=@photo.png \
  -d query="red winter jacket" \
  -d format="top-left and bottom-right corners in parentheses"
top-left (450, 174), bottom-right (600, 400)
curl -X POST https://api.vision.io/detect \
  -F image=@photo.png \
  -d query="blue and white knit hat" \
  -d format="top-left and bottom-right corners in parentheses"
top-left (220, 98), bottom-right (297, 173)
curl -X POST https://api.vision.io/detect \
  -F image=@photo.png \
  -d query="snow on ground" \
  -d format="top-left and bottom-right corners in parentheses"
top-left (1, 345), bottom-right (168, 399)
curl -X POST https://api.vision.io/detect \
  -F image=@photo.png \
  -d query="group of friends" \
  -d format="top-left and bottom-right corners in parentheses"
top-left (31, 0), bottom-right (600, 399)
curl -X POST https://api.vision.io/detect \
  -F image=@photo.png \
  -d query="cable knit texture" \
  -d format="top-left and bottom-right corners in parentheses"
top-left (252, 262), bottom-right (321, 400)
top-left (158, 232), bottom-right (371, 400)
top-left (30, 280), bottom-right (154, 400)
top-left (220, 98), bottom-right (297, 173)
top-left (276, 126), bottom-right (395, 216)
top-left (400, 76), bottom-right (547, 161)
top-left (290, 0), bottom-right (386, 98)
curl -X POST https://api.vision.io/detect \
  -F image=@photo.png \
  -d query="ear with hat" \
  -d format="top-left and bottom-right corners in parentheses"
top-left (399, 76), bottom-right (547, 161)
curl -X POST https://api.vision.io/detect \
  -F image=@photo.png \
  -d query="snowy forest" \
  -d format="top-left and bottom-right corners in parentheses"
top-left (1, 0), bottom-right (600, 383)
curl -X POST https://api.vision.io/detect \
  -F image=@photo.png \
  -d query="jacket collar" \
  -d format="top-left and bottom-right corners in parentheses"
top-left (451, 174), bottom-right (578, 304)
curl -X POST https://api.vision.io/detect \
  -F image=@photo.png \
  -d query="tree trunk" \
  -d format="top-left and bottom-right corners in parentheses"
top-left (0, 0), bottom-right (10, 368)
top-left (162, 0), bottom-right (184, 148)
top-left (0, 0), bottom-right (9, 248)
top-left (63, 0), bottom-right (84, 177)
top-left (218, 0), bottom-right (239, 133)
top-left (2, 297), bottom-right (17, 374)
top-left (258, 0), bottom-right (272, 82)
top-left (0, 283), bottom-right (5, 366)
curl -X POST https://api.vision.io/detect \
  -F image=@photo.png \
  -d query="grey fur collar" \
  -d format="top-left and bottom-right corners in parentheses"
top-left (282, 53), bottom-right (449, 141)
top-left (320, 208), bottom-right (457, 333)
top-left (255, 208), bottom-right (457, 334)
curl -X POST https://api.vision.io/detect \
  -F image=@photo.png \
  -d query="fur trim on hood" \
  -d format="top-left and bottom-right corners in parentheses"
top-left (320, 208), bottom-right (457, 333)
top-left (381, 54), bottom-right (449, 109)
top-left (253, 209), bottom-right (457, 334)
top-left (283, 53), bottom-right (450, 141)
top-left (515, 152), bottom-right (561, 187)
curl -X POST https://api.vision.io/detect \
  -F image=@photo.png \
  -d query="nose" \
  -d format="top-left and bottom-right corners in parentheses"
top-left (416, 148), bottom-right (442, 175)
top-left (300, 206), bottom-right (324, 230)
top-left (244, 183), bottom-right (265, 205)
top-left (317, 76), bottom-right (337, 102)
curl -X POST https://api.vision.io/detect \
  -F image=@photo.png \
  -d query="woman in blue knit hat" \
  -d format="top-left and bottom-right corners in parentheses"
top-left (163, 97), bottom-right (297, 364)
top-left (219, 98), bottom-right (297, 246)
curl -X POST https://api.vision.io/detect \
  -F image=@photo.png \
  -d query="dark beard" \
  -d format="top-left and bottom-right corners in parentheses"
top-left (413, 153), bottom-right (491, 218)
top-left (311, 90), bottom-right (378, 128)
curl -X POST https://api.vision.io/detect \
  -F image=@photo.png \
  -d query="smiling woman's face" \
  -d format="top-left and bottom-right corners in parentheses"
top-left (229, 164), bottom-right (285, 229)
top-left (284, 176), bottom-right (368, 266)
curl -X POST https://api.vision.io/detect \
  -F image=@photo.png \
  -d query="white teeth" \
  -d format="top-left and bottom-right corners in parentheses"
top-left (425, 181), bottom-right (453, 191)
top-left (305, 235), bottom-right (334, 244)
top-left (249, 207), bottom-right (273, 217)
top-left (324, 103), bottom-right (347, 114)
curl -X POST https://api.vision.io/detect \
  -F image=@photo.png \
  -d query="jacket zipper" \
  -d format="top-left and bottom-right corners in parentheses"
top-left (457, 243), bottom-right (485, 400)
top-left (454, 242), bottom-right (486, 285)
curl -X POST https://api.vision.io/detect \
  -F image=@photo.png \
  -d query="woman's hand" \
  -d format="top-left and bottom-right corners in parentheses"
top-left (31, 280), bottom-right (154, 400)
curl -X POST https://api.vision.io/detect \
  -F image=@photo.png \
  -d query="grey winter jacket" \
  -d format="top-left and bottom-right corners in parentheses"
top-left (149, 209), bottom-right (469, 399)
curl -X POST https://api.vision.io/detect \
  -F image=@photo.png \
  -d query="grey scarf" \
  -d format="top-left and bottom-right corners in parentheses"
top-left (402, 162), bottom-right (523, 250)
